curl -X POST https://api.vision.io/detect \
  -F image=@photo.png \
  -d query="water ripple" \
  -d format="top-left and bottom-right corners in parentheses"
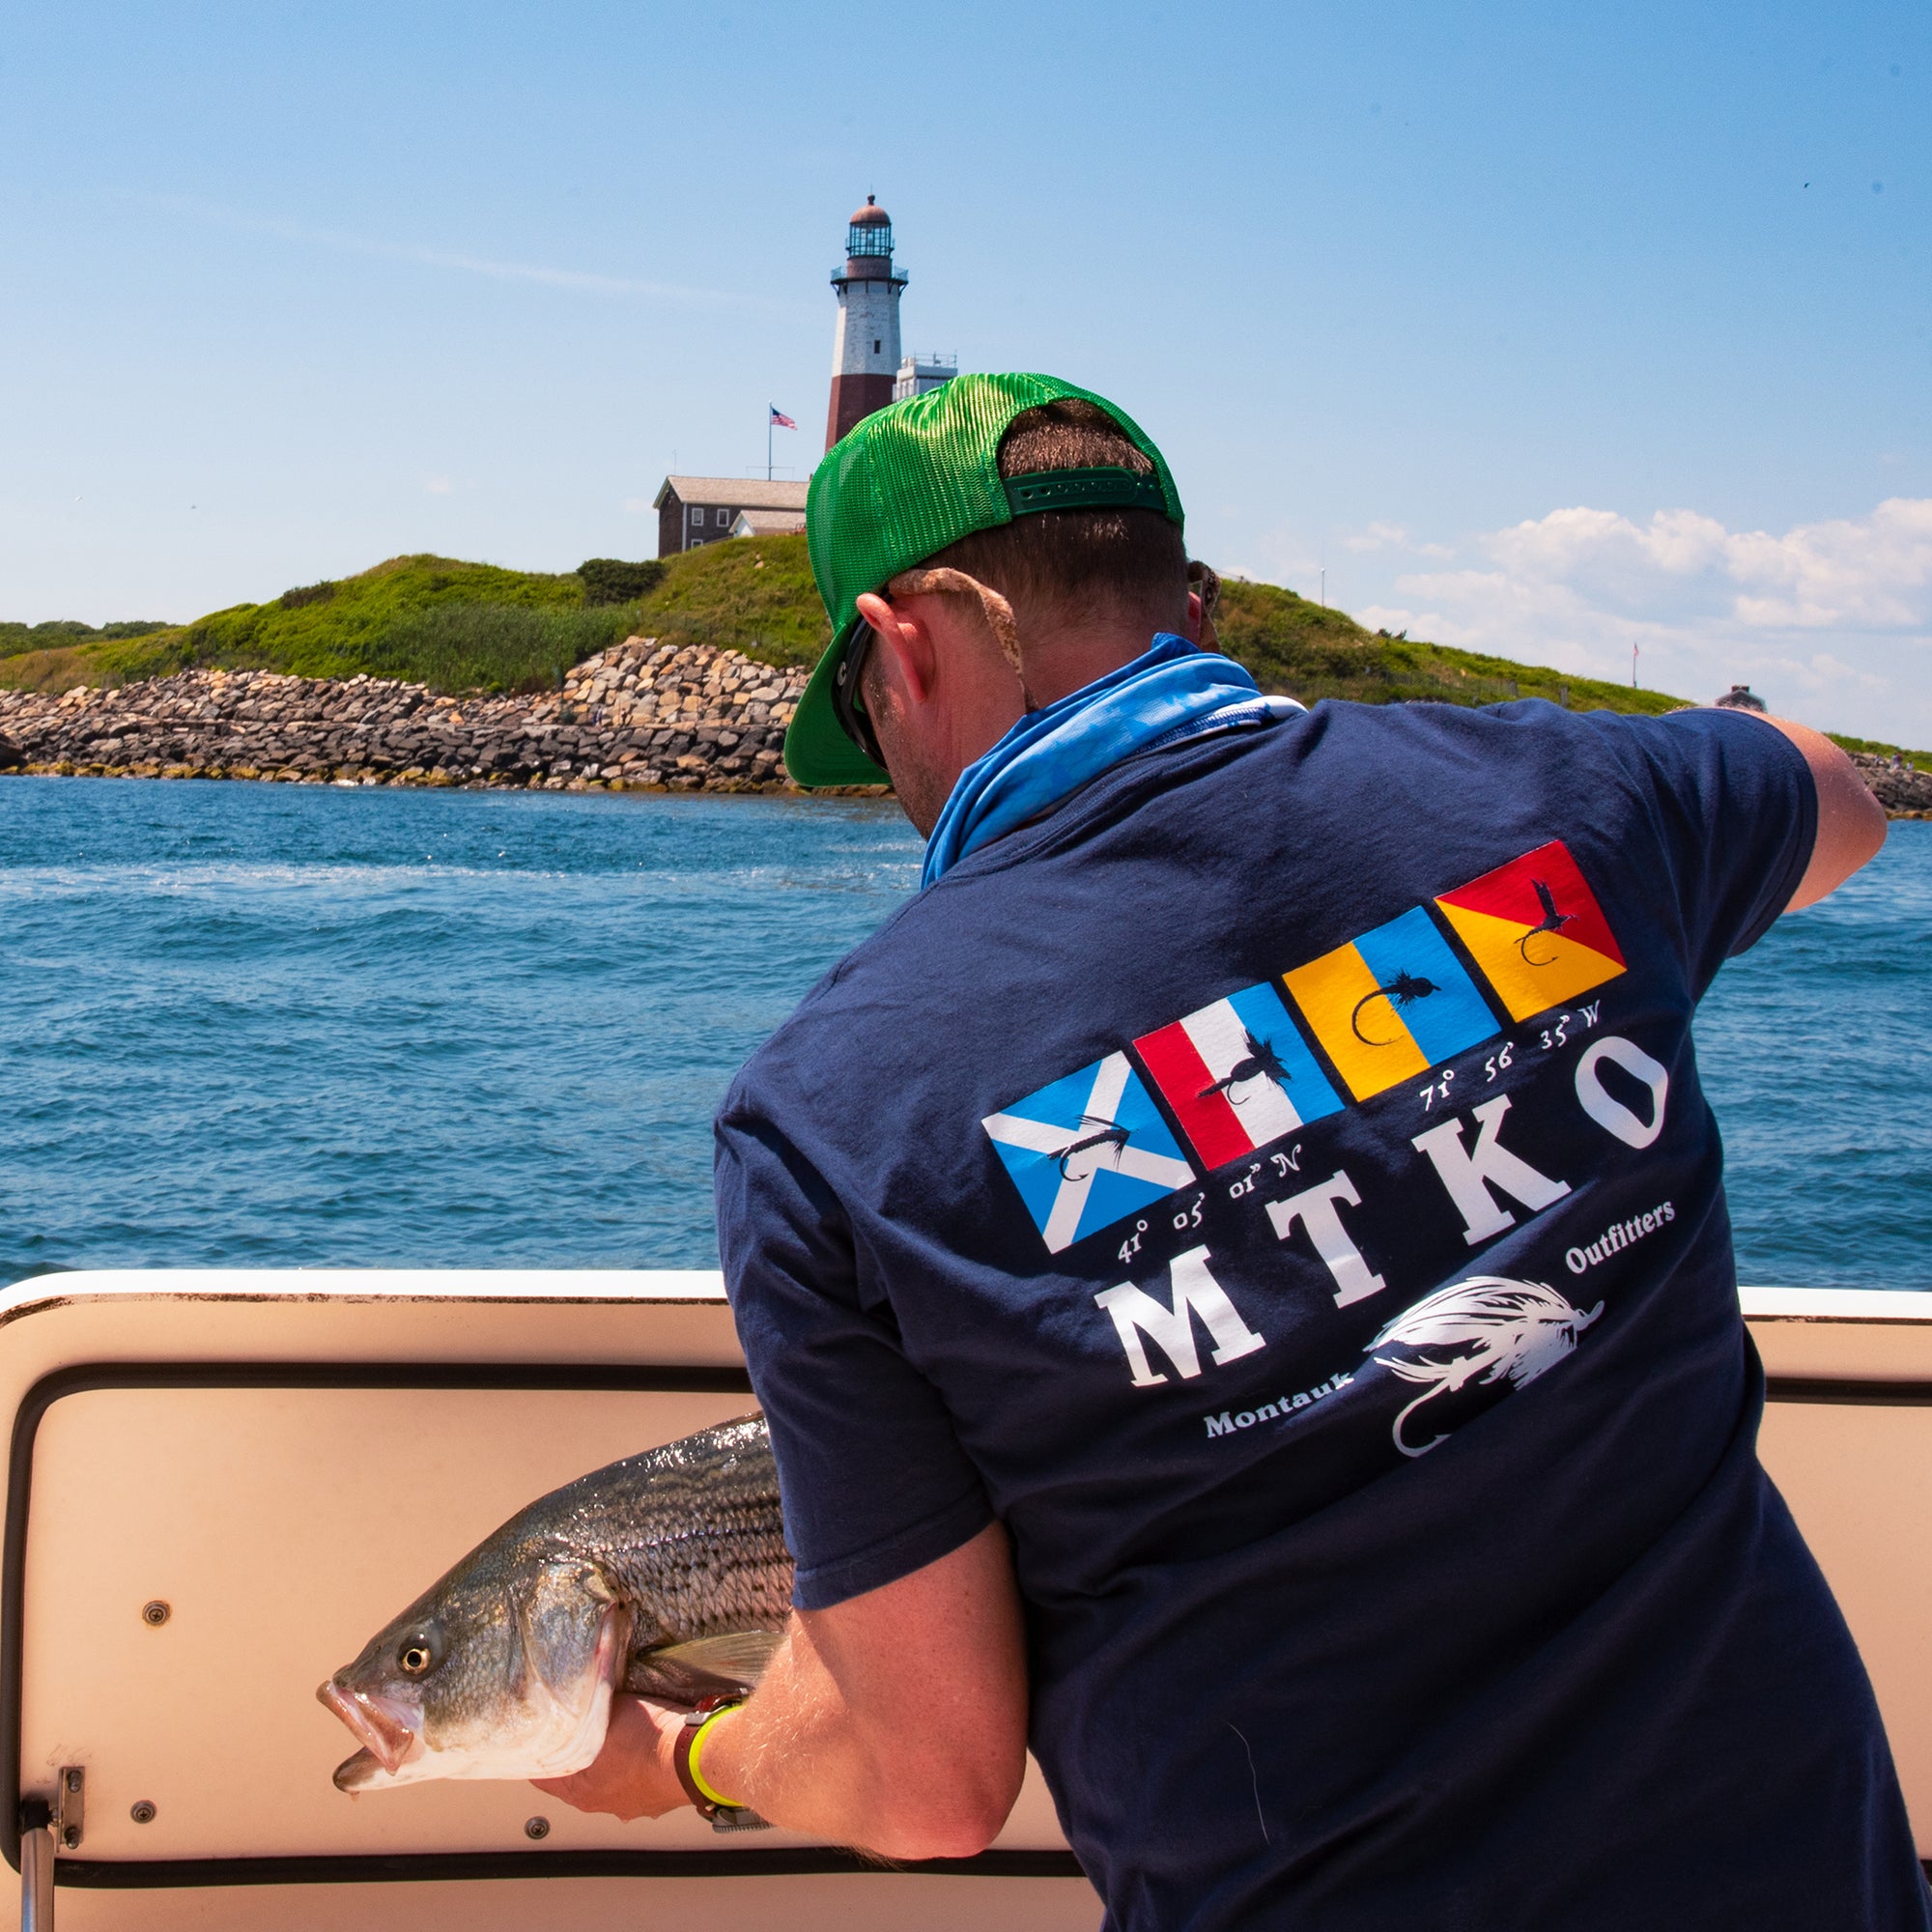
top-left (0, 779), bottom-right (921, 1277)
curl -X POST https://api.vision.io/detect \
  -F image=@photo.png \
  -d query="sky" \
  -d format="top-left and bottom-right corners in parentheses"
top-left (3, 0), bottom-right (1927, 738)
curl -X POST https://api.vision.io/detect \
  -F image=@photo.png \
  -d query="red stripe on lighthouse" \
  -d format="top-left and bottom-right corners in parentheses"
top-left (1134, 1020), bottom-right (1251, 1170)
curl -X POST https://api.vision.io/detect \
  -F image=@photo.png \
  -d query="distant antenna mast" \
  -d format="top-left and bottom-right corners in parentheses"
top-left (1632, 639), bottom-right (1639, 688)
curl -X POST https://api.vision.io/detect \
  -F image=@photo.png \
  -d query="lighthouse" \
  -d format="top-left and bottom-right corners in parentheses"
top-left (825, 196), bottom-right (908, 449)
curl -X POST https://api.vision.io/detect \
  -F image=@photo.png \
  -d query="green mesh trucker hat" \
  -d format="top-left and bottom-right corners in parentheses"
top-left (784, 372), bottom-right (1184, 787)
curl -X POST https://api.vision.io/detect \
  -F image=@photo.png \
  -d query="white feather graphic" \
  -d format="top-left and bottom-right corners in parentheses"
top-left (1369, 1276), bottom-right (1603, 1459)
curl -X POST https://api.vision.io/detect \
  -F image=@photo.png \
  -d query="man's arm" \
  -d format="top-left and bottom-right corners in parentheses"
top-left (534, 1520), bottom-right (1030, 1861)
top-left (1759, 716), bottom-right (1888, 910)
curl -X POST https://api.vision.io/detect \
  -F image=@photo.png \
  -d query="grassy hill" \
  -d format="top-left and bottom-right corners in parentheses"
top-left (7, 536), bottom-right (1924, 766)
top-left (0, 544), bottom-right (824, 698)
top-left (1211, 579), bottom-right (1679, 718)
top-left (0, 556), bottom-right (630, 697)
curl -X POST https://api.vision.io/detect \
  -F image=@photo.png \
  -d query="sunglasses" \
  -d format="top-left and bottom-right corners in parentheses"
top-left (831, 623), bottom-right (887, 770)
top-left (831, 570), bottom-right (1023, 770)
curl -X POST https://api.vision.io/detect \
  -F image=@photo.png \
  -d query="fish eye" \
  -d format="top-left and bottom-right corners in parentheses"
top-left (398, 1636), bottom-right (437, 1675)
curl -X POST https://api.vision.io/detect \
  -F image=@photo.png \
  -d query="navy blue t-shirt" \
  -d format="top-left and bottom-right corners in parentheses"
top-left (715, 698), bottom-right (1928, 1931)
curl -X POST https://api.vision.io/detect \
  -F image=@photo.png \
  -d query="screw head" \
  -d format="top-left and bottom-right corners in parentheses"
top-left (524, 1816), bottom-right (551, 1841)
top-left (130, 1802), bottom-right (156, 1826)
top-left (64, 1770), bottom-right (81, 1793)
top-left (141, 1601), bottom-right (171, 1627)
top-left (61, 1827), bottom-right (78, 1849)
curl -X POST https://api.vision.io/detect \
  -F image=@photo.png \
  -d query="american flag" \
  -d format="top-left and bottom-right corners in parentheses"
top-left (770, 405), bottom-right (797, 430)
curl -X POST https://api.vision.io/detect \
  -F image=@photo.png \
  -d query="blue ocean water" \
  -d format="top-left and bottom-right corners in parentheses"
top-left (0, 778), bottom-right (1921, 1289)
top-left (0, 779), bottom-right (921, 1280)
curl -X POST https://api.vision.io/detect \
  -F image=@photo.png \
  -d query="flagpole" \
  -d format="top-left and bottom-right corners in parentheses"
top-left (767, 407), bottom-right (772, 483)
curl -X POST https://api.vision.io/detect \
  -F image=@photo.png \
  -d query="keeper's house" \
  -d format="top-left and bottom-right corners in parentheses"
top-left (653, 476), bottom-right (810, 557)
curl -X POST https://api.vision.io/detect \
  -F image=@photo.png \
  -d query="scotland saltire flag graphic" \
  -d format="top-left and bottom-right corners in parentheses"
top-left (1135, 981), bottom-right (1343, 1170)
top-left (983, 1051), bottom-right (1195, 1254)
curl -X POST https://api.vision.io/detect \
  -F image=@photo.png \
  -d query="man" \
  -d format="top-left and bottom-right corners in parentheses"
top-left (544, 373), bottom-right (1920, 1929)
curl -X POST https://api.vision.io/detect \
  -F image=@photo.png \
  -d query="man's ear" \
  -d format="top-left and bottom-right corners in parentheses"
top-left (1183, 591), bottom-right (1205, 645)
top-left (854, 592), bottom-right (939, 705)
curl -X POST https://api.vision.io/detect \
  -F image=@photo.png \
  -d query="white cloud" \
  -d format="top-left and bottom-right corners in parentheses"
top-left (1343, 521), bottom-right (1453, 558)
top-left (1345, 520), bottom-right (1409, 552)
top-left (1361, 497), bottom-right (1932, 742)
top-left (1484, 498), bottom-right (1932, 631)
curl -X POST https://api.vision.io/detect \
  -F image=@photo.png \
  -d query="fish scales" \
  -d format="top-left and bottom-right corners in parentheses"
top-left (516, 1419), bottom-right (792, 1651)
top-left (568, 1422), bottom-right (796, 1646)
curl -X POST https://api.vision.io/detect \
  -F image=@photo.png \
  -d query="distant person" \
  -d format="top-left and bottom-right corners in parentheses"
top-left (542, 374), bottom-right (1914, 1931)
top-left (1715, 682), bottom-right (1769, 712)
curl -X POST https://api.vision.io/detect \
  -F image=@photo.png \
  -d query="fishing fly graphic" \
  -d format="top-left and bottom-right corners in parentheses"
top-left (983, 1051), bottom-right (1195, 1253)
top-left (1350, 969), bottom-right (1441, 1045)
top-left (1367, 1277), bottom-right (1603, 1458)
top-left (1056, 1116), bottom-right (1131, 1179)
top-left (1518, 879), bottom-right (1576, 965)
top-left (1200, 1029), bottom-right (1291, 1100)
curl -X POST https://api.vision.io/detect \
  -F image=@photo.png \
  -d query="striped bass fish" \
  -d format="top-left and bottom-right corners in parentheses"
top-left (318, 1415), bottom-right (791, 1791)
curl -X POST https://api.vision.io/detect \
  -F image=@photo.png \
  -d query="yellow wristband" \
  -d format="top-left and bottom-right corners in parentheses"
top-left (687, 1705), bottom-right (742, 1811)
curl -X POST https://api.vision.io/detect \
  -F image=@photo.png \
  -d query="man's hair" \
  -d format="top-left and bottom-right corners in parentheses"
top-left (923, 400), bottom-right (1188, 631)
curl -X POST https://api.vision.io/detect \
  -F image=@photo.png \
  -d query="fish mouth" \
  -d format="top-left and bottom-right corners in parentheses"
top-left (330, 1747), bottom-right (384, 1794)
top-left (317, 1681), bottom-right (421, 1780)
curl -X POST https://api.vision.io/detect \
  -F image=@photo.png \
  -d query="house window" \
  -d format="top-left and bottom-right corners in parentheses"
top-left (717, 508), bottom-right (729, 526)
top-left (690, 505), bottom-right (703, 525)
top-left (873, 339), bottom-right (881, 353)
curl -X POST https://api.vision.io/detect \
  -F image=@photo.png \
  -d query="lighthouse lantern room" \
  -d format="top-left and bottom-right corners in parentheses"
top-left (825, 196), bottom-right (910, 449)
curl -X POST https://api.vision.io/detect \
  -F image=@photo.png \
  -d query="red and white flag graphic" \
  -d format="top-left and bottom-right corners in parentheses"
top-left (1135, 982), bottom-right (1342, 1170)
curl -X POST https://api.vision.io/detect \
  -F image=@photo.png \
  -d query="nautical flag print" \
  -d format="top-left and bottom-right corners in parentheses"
top-left (1283, 905), bottom-right (1499, 1101)
top-left (1434, 838), bottom-right (1626, 1021)
top-left (1135, 981), bottom-right (1343, 1170)
top-left (983, 1051), bottom-right (1195, 1254)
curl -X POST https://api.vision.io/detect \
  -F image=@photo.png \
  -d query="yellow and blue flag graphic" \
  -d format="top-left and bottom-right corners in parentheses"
top-left (982, 1051), bottom-right (1195, 1254)
top-left (1283, 906), bottom-right (1499, 1100)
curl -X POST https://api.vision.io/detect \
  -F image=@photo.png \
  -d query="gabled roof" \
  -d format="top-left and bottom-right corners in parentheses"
top-left (729, 508), bottom-right (810, 536)
top-left (652, 475), bottom-right (810, 511)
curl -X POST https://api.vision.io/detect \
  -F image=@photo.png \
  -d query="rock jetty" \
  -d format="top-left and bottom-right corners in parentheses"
top-left (1851, 753), bottom-right (1932, 820)
top-left (0, 638), bottom-right (823, 793)
top-left (0, 649), bottom-right (1925, 816)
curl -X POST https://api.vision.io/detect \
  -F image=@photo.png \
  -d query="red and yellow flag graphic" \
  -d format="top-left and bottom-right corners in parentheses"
top-left (1434, 838), bottom-right (1626, 1021)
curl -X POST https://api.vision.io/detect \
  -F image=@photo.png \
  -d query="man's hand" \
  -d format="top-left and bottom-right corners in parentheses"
top-left (535, 1521), bottom-right (1029, 1861)
top-left (531, 1690), bottom-right (686, 1822)
top-left (1761, 716), bottom-right (1888, 910)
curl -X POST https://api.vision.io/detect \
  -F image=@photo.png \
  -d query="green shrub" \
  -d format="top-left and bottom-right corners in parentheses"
top-left (359, 602), bottom-right (640, 694)
top-left (631, 534), bottom-right (828, 667)
top-left (278, 581), bottom-right (338, 610)
top-left (0, 616), bottom-right (169, 661)
top-left (578, 558), bottom-right (667, 606)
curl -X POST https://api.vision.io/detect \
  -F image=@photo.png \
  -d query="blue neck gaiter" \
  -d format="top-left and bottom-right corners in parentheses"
top-left (920, 636), bottom-right (1301, 890)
